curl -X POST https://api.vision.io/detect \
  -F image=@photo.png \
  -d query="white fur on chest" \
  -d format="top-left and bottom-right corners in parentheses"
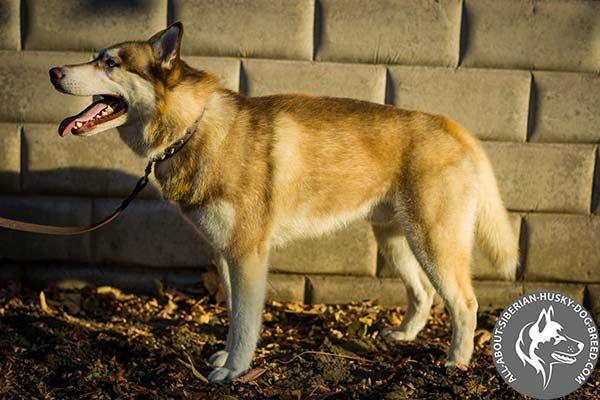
top-left (184, 201), bottom-right (236, 251)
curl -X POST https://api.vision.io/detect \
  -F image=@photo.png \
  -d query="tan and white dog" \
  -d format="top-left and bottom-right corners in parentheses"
top-left (49, 23), bottom-right (519, 383)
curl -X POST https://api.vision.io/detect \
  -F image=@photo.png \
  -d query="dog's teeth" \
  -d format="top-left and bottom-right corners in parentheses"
top-left (105, 105), bottom-right (113, 114)
top-left (101, 111), bottom-right (108, 116)
top-left (75, 122), bottom-right (83, 128)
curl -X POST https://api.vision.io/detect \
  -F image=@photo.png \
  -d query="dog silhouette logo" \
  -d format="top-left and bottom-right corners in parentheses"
top-left (515, 306), bottom-right (584, 390)
top-left (492, 292), bottom-right (598, 399)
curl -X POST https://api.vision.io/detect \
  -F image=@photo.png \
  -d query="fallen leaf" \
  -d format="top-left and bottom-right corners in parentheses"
top-left (455, 362), bottom-right (469, 372)
top-left (158, 299), bottom-right (178, 318)
top-left (61, 292), bottom-right (81, 314)
top-left (329, 329), bottom-right (344, 339)
top-left (234, 367), bottom-right (266, 383)
top-left (285, 302), bottom-right (304, 313)
top-left (198, 313), bottom-right (211, 324)
top-left (39, 291), bottom-right (50, 313)
top-left (97, 286), bottom-right (134, 301)
top-left (201, 265), bottom-right (221, 295)
top-left (184, 390), bottom-right (209, 400)
top-left (389, 312), bottom-right (402, 326)
top-left (474, 329), bottom-right (492, 347)
top-left (177, 354), bottom-right (208, 383)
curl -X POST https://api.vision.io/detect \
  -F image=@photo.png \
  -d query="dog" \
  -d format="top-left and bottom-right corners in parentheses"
top-left (49, 22), bottom-right (519, 383)
top-left (515, 306), bottom-right (584, 389)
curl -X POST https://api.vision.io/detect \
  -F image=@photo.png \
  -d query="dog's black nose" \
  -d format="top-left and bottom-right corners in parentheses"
top-left (49, 67), bottom-right (65, 82)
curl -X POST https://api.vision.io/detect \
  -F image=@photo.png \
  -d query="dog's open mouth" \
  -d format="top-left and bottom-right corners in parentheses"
top-left (58, 95), bottom-right (128, 137)
top-left (552, 351), bottom-right (577, 364)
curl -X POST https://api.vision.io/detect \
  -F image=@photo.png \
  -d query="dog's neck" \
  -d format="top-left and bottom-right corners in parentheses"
top-left (147, 74), bottom-right (219, 155)
top-left (151, 87), bottom-right (241, 207)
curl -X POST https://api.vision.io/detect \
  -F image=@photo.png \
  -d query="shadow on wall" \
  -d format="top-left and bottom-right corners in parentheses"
top-left (1, 168), bottom-right (162, 199)
top-left (0, 169), bottom-right (214, 272)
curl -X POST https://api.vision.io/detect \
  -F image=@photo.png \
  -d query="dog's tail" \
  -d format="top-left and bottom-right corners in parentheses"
top-left (475, 151), bottom-right (519, 280)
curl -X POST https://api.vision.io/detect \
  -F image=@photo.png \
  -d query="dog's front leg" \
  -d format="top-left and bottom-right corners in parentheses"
top-left (208, 254), bottom-right (233, 367)
top-left (207, 250), bottom-right (268, 384)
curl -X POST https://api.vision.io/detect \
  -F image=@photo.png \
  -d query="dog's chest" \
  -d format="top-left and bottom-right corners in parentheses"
top-left (182, 201), bottom-right (236, 251)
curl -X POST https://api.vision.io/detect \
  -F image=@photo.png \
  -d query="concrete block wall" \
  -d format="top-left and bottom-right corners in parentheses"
top-left (1, 1), bottom-right (599, 316)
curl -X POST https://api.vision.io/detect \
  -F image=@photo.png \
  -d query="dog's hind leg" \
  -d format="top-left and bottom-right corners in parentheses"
top-left (401, 177), bottom-right (479, 366)
top-left (208, 249), bottom-right (269, 383)
top-left (420, 237), bottom-right (478, 366)
top-left (373, 224), bottom-right (435, 341)
top-left (208, 254), bottom-right (233, 367)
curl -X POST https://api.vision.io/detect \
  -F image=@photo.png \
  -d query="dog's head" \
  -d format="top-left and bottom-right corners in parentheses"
top-left (515, 306), bottom-right (584, 389)
top-left (49, 22), bottom-right (196, 140)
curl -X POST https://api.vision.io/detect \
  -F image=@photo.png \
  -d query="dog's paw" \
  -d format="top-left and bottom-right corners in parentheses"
top-left (382, 328), bottom-right (417, 341)
top-left (208, 350), bottom-right (229, 367)
top-left (207, 367), bottom-right (246, 384)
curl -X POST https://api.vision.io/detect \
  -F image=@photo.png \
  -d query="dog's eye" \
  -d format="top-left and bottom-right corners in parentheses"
top-left (106, 59), bottom-right (118, 69)
top-left (553, 336), bottom-right (564, 344)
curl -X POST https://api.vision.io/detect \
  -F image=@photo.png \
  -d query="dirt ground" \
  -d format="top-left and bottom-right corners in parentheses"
top-left (0, 276), bottom-right (598, 400)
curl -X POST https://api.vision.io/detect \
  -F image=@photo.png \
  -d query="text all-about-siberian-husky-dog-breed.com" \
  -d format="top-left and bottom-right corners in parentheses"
top-left (49, 22), bottom-right (519, 383)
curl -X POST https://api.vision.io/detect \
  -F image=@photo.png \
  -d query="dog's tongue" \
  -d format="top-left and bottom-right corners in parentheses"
top-left (58, 100), bottom-right (109, 137)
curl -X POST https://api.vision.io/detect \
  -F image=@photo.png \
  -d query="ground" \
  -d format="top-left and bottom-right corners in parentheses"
top-left (0, 277), bottom-right (598, 400)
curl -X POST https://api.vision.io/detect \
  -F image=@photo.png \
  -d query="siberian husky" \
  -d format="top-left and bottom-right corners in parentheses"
top-left (49, 22), bottom-right (519, 383)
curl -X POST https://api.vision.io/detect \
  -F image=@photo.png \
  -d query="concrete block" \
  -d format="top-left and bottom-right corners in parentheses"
top-left (92, 198), bottom-right (212, 267)
top-left (523, 282), bottom-right (586, 305)
top-left (388, 66), bottom-right (530, 142)
top-left (0, 124), bottom-right (20, 193)
top-left (186, 57), bottom-right (241, 92)
top-left (270, 221), bottom-right (377, 277)
top-left (483, 142), bottom-right (596, 214)
top-left (164, 270), bottom-right (306, 302)
top-left (171, 0), bottom-right (314, 60)
top-left (525, 214), bottom-right (600, 283)
top-left (586, 285), bottom-right (600, 324)
top-left (267, 273), bottom-right (306, 303)
top-left (0, 195), bottom-right (92, 262)
top-left (22, 124), bottom-right (161, 198)
top-left (472, 213), bottom-right (522, 281)
top-left (0, 51), bottom-right (93, 123)
top-left (24, 0), bottom-right (167, 51)
top-left (531, 71), bottom-right (600, 143)
top-left (0, 263), bottom-right (21, 281)
top-left (164, 266), bottom-right (305, 302)
top-left (165, 267), bottom-right (205, 288)
top-left (243, 59), bottom-right (386, 104)
top-left (462, 0), bottom-right (600, 72)
top-left (473, 281), bottom-right (523, 310)
top-left (317, 0), bottom-right (461, 67)
top-left (21, 263), bottom-right (166, 294)
top-left (307, 275), bottom-right (408, 306)
top-left (0, 0), bottom-right (20, 50)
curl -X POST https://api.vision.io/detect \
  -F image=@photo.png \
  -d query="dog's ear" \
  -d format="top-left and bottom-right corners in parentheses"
top-left (149, 22), bottom-right (184, 70)
top-left (535, 307), bottom-right (552, 332)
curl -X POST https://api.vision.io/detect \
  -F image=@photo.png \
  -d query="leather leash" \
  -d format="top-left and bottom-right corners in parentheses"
top-left (0, 114), bottom-right (203, 236)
